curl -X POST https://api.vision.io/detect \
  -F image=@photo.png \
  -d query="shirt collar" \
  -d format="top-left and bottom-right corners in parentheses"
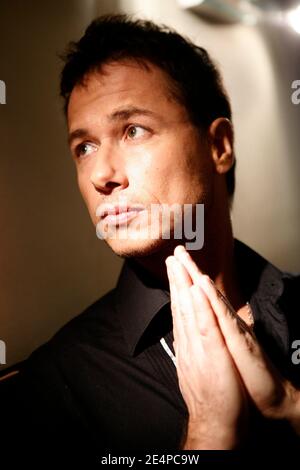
top-left (115, 258), bottom-right (170, 356)
top-left (233, 239), bottom-right (285, 306)
top-left (115, 239), bottom-right (287, 357)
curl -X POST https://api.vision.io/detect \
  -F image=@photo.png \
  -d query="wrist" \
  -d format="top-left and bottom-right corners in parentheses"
top-left (284, 384), bottom-right (300, 434)
top-left (182, 419), bottom-right (239, 450)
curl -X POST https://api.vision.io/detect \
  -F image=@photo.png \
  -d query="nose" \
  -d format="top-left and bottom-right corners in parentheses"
top-left (90, 141), bottom-right (128, 194)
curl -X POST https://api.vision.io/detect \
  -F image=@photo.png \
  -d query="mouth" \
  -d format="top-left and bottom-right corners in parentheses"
top-left (96, 205), bottom-right (146, 226)
top-left (104, 209), bottom-right (145, 226)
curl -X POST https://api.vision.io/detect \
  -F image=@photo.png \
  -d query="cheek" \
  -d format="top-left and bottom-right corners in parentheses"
top-left (129, 143), bottom-right (175, 177)
top-left (126, 147), bottom-right (154, 177)
top-left (127, 141), bottom-right (201, 197)
top-left (124, 148), bottom-right (160, 198)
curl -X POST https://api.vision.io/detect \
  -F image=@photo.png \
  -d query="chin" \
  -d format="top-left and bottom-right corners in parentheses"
top-left (103, 235), bottom-right (170, 259)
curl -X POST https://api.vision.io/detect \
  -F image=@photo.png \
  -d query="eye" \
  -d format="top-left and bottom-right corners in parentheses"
top-left (74, 142), bottom-right (97, 158)
top-left (126, 125), bottom-right (148, 140)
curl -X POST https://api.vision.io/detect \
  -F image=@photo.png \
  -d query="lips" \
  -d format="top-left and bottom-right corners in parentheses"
top-left (96, 204), bottom-right (146, 226)
top-left (96, 204), bottom-right (145, 219)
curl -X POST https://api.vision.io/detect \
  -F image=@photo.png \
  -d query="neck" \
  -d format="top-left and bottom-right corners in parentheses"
top-left (132, 199), bottom-right (246, 313)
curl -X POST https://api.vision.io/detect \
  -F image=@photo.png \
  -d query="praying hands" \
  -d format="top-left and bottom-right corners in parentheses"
top-left (165, 245), bottom-right (300, 449)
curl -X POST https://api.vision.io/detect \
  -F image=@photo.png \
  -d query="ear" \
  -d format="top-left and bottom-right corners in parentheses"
top-left (208, 117), bottom-right (235, 175)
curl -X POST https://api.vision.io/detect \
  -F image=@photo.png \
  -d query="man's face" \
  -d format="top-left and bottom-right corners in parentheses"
top-left (67, 60), bottom-right (214, 257)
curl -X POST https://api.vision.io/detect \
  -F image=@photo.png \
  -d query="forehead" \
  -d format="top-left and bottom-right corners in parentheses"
top-left (67, 59), bottom-right (185, 126)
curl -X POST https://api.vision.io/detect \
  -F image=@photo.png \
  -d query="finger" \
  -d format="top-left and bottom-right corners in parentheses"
top-left (197, 275), bottom-right (266, 372)
top-left (166, 256), bottom-right (196, 341)
top-left (198, 275), bottom-right (288, 414)
top-left (173, 246), bottom-right (285, 416)
top-left (199, 275), bottom-right (256, 343)
top-left (174, 245), bottom-right (203, 284)
top-left (166, 256), bottom-right (193, 354)
top-left (173, 247), bottom-right (228, 346)
top-left (190, 283), bottom-right (226, 349)
top-left (174, 246), bottom-right (254, 337)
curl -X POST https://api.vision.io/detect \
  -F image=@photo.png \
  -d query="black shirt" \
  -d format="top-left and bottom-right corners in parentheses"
top-left (1, 239), bottom-right (300, 464)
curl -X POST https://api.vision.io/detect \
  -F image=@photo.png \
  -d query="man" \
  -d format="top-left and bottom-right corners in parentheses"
top-left (1, 14), bottom-right (300, 462)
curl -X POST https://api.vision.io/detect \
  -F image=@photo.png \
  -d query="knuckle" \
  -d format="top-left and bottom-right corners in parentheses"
top-left (198, 325), bottom-right (210, 336)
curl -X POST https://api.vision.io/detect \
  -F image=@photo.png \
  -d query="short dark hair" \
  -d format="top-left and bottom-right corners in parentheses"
top-left (60, 14), bottom-right (235, 198)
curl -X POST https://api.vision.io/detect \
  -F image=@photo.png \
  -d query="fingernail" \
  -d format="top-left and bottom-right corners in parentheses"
top-left (174, 245), bottom-right (186, 257)
top-left (174, 245), bottom-right (190, 261)
top-left (166, 256), bottom-right (176, 268)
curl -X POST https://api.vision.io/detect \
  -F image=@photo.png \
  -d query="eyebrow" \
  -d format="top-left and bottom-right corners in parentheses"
top-left (108, 105), bottom-right (158, 122)
top-left (68, 128), bottom-right (90, 146)
top-left (68, 106), bottom-right (158, 147)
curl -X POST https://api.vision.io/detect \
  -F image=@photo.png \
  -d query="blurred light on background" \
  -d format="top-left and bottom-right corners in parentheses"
top-left (286, 5), bottom-right (300, 33)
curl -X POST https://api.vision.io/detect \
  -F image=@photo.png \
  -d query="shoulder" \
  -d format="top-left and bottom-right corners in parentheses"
top-left (234, 238), bottom-right (299, 304)
top-left (17, 287), bottom-right (119, 378)
top-left (52, 286), bottom-right (118, 342)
